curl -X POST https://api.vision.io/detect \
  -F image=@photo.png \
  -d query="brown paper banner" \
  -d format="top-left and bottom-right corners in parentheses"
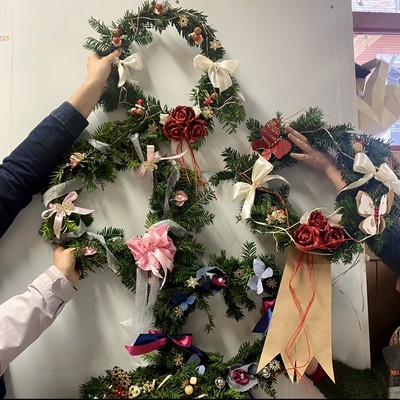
top-left (257, 246), bottom-right (334, 383)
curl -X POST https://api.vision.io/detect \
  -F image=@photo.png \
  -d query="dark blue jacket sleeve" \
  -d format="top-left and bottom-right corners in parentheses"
top-left (0, 101), bottom-right (88, 238)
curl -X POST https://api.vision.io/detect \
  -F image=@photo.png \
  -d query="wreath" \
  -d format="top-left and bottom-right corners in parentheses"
top-left (210, 106), bottom-right (399, 392)
top-left (211, 106), bottom-right (400, 273)
top-left (37, 1), bottom-right (288, 399)
top-left (36, 1), bottom-right (397, 397)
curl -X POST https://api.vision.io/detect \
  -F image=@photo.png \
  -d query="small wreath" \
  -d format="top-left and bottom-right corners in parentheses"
top-left (212, 106), bottom-right (400, 273)
top-left (38, 1), bottom-right (285, 399)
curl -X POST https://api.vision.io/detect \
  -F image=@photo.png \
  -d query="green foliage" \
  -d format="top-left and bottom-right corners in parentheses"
top-left (315, 359), bottom-right (388, 399)
top-left (40, 2), bottom-right (287, 399)
top-left (212, 106), bottom-right (400, 271)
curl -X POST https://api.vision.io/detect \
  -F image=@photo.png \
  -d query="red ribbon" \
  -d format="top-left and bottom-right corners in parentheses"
top-left (125, 330), bottom-right (207, 359)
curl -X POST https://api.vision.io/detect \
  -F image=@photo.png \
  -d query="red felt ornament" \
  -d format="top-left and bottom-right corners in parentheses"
top-left (251, 118), bottom-right (292, 160)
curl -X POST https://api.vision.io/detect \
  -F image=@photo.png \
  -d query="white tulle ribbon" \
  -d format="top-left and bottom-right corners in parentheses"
top-left (193, 54), bottom-right (238, 93)
top-left (115, 52), bottom-right (143, 87)
top-left (340, 152), bottom-right (400, 195)
top-left (232, 156), bottom-right (289, 220)
top-left (121, 270), bottom-right (159, 366)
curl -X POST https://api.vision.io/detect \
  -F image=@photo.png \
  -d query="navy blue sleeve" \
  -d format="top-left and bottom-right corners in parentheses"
top-left (0, 101), bottom-right (89, 238)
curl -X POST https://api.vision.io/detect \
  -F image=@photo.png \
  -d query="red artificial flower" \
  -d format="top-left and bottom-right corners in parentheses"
top-left (170, 106), bottom-right (196, 124)
top-left (163, 121), bottom-right (186, 141)
top-left (232, 369), bottom-right (250, 385)
top-left (308, 210), bottom-right (329, 231)
top-left (320, 225), bottom-right (345, 250)
top-left (293, 224), bottom-right (324, 252)
top-left (185, 119), bottom-right (207, 142)
top-left (163, 106), bottom-right (207, 143)
top-left (211, 275), bottom-right (227, 289)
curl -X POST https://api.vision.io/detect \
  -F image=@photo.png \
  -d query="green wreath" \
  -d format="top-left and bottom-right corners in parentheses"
top-left (211, 107), bottom-right (398, 398)
top-left (37, 1), bottom-right (288, 398)
top-left (212, 106), bottom-right (400, 274)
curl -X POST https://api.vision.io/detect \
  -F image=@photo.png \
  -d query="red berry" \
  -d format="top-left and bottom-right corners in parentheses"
top-left (112, 37), bottom-right (121, 46)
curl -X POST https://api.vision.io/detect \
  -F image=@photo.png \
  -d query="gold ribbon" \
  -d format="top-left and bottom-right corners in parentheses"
top-left (257, 247), bottom-right (334, 383)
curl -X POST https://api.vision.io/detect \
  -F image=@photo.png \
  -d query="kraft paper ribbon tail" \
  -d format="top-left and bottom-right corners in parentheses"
top-left (257, 246), bottom-right (334, 383)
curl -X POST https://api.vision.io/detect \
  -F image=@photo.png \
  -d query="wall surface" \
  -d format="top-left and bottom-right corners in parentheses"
top-left (0, 0), bottom-right (364, 398)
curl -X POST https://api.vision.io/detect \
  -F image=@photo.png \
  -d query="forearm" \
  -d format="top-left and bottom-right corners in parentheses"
top-left (0, 265), bottom-right (76, 375)
top-left (0, 102), bottom-right (88, 237)
top-left (325, 164), bottom-right (347, 192)
top-left (67, 80), bottom-right (105, 119)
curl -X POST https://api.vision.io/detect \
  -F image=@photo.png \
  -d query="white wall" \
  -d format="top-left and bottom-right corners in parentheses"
top-left (0, 0), bottom-right (365, 398)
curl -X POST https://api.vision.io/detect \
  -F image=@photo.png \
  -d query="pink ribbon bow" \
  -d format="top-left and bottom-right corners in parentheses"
top-left (137, 145), bottom-right (186, 186)
top-left (126, 224), bottom-right (176, 287)
top-left (41, 191), bottom-right (94, 239)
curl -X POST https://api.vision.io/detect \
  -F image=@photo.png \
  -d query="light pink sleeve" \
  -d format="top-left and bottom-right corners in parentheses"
top-left (0, 265), bottom-right (77, 375)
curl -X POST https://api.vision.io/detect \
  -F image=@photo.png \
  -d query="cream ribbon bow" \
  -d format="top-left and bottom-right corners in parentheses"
top-left (232, 156), bottom-right (290, 220)
top-left (193, 54), bottom-right (238, 93)
top-left (340, 152), bottom-right (400, 195)
top-left (115, 52), bottom-right (143, 87)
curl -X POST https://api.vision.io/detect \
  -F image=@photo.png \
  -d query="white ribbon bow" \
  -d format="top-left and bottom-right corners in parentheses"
top-left (193, 54), bottom-right (238, 93)
top-left (115, 52), bottom-right (143, 87)
top-left (232, 156), bottom-right (290, 220)
top-left (340, 152), bottom-right (400, 195)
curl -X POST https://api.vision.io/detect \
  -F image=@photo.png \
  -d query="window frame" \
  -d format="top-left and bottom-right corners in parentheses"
top-left (353, 11), bottom-right (400, 35)
top-left (353, 11), bottom-right (400, 148)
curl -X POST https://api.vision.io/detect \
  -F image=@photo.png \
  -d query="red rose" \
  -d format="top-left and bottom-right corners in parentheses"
top-left (185, 118), bottom-right (207, 142)
top-left (320, 225), bottom-right (345, 250)
top-left (293, 224), bottom-right (324, 251)
top-left (163, 121), bottom-right (185, 141)
top-left (232, 369), bottom-right (249, 385)
top-left (308, 210), bottom-right (329, 231)
top-left (169, 106), bottom-right (196, 124)
top-left (211, 274), bottom-right (227, 289)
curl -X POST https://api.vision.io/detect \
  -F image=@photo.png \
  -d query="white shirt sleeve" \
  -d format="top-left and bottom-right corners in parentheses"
top-left (0, 265), bottom-right (77, 375)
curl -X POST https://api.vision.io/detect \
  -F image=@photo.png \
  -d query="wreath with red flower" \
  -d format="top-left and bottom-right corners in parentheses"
top-left (211, 107), bottom-right (400, 273)
top-left (211, 106), bottom-right (399, 391)
top-left (37, 1), bottom-right (290, 399)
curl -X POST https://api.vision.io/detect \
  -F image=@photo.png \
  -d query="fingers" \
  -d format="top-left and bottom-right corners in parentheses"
top-left (53, 245), bottom-right (76, 257)
top-left (290, 152), bottom-right (310, 162)
top-left (286, 126), bottom-right (312, 154)
top-left (105, 48), bottom-right (123, 61)
top-left (286, 126), bottom-right (308, 144)
top-left (53, 245), bottom-right (65, 255)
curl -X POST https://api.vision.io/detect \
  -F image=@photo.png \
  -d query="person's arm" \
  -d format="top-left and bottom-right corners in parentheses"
top-left (0, 49), bottom-right (122, 238)
top-left (0, 247), bottom-right (78, 376)
top-left (286, 126), bottom-right (347, 192)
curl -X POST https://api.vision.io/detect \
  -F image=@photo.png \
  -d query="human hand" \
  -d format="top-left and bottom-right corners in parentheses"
top-left (53, 246), bottom-right (79, 286)
top-left (68, 48), bottom-right (123, 119)
top-left (84, 48), bottom-right (123, 92)
top-left (286, 125), bottom-right (347, 192)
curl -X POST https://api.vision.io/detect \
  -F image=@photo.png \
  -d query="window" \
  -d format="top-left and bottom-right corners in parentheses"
top-left (352, 0), bottom-right (400, 147)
